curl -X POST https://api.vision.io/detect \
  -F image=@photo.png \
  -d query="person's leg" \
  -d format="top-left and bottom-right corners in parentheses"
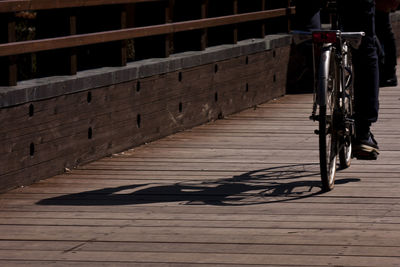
top-left (375, 10), bottom-right (398, 86)
top-left (338, 0), bottom-right (380, 158)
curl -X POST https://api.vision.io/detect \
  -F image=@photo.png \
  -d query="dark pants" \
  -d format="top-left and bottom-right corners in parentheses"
top-left (338, 0), bottom-right (380, 130)
top-left (376, 10), bottom-right (397, 81)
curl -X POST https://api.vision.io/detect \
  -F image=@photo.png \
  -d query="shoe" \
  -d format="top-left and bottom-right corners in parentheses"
top-left (380, 77), bottom-right (398, 87)
top-left (353, 131), bottom-right (380, 160)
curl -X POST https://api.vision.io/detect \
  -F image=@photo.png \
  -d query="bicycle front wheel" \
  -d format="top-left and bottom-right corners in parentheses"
top-left (318, 47), bottom-right (338, 191)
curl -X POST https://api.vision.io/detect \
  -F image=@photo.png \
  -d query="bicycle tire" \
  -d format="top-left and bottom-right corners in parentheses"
top-left (339, 45), bottom-right (354, 169)
top-left (318, 47), bottom-right (338, 191)
top-left (339, 128), bottom-right (352, 169)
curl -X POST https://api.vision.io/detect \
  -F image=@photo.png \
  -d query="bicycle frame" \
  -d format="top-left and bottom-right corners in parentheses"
top-left (307, 30), bottom-right (364, 119)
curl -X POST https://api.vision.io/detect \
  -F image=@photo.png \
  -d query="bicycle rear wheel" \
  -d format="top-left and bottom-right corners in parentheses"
top-left (339, 45), bottom-right (354, 169)
top-left (318, 47), bottom-right (338, 191)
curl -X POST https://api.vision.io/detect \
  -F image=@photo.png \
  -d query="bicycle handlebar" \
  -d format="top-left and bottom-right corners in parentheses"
top-left (291, 30), bottom-right (365, 49)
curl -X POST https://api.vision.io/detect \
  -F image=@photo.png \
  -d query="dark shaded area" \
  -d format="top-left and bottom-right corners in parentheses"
top-left (133, 2), bottom-right (167, 60)
top-left (173, 0), bottom-right (203, 53)
top-left (286, 41), bottom-right (315, 94)
top-left (286, 0), bottom-right (322, 94)
top-left (76, 5), bottom-right (126, 69)
top-left (37, 164), bottom-right (360, 206)
top-left (207, 0), bottom-right (235, 47)
top-left (36, 9), bottom-right (75, 77)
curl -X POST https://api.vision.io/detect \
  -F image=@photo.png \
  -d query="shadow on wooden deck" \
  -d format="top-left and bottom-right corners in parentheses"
top-left (37, 164), bottom-right (360, 206)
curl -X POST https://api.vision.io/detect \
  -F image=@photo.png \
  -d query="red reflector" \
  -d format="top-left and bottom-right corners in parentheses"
top-left (312, 32), bottom-right (337, 43)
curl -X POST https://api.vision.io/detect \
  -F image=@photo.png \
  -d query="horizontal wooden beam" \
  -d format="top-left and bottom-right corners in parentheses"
top-left (0, 8), bottom-right (295, 57)
top-left (0, 0), bottom-right (164, 13)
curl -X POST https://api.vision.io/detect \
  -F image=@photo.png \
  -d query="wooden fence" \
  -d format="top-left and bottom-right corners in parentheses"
top-left (0, 0), bottom-right (294, 86)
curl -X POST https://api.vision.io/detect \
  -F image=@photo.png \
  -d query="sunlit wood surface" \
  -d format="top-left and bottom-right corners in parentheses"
top-left (0, 83), bottom-right (399, 266)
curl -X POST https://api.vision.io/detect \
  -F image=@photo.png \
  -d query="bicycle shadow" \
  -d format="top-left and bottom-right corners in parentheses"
top-left (36, 163), bottom-right (360, 206)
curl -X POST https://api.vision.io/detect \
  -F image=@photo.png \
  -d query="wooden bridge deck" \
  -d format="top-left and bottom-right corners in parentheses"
top-left (0, 84), bottom-right (400, 266)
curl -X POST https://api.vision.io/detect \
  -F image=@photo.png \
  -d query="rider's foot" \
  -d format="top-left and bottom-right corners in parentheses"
top-left (353, 131), bottom-right (379, 160)
top-left (380, 76), bottom-right (398, 87)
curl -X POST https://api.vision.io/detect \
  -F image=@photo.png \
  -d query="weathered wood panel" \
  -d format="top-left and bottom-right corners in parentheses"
top-left (0, 46), bottom-right (289, 192)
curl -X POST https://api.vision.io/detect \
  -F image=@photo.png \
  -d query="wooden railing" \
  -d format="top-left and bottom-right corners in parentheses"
top-left (0, 0), bottom-right (295, 86)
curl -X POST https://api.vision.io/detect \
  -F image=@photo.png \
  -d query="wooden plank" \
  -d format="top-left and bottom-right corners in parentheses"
top-left (0, 262), bottom-right (259, 267)
top-left (0, 241), bottom-right (399, 259)
top-left (200, 0), bottom-right (208, 50)
top-left (232, 0), bottom-right (238, 44)
top-left (69, 12), bottom-right (78, 74)
top-left (0, 0), bottom-right (165, 13)
top-left (1, 222), bottom-right (400, 242)
top-left (261, 0), bottom-right (266, 37)
top-left (164, 0), bottom-right (174, 57)
top-left (3, 215), bottom-right (400, 231)
top-left (119, 6), bottom-right (128, 66)
top-left (0, 207), bottom-right (399, 221)
top-left (0, 250), bottom-right (398, 266)
top-left (2, 200), bottom-right (400, 216)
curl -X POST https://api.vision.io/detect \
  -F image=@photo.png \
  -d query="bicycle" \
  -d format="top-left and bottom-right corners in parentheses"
top-left (292, 29), bottom-right (365, 191)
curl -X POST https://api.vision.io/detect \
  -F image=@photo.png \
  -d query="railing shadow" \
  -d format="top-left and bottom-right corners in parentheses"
top-left (36, 163), bottom-right (360, 206)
